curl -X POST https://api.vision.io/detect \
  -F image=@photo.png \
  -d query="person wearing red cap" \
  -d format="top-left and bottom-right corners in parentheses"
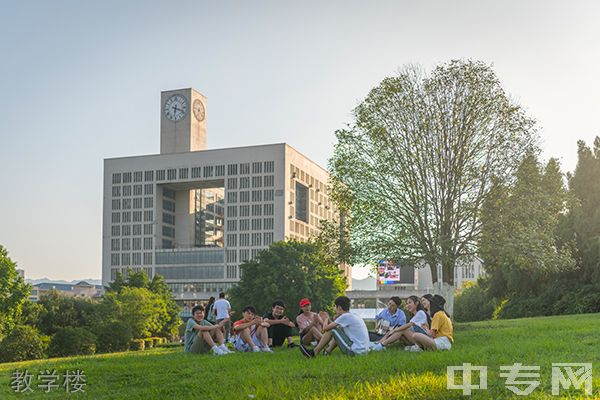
top-left (296, 298), bottom-right (323, 346)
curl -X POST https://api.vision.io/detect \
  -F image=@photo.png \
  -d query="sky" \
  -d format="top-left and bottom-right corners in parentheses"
top-left (1, 1), bottom-right (599, 281)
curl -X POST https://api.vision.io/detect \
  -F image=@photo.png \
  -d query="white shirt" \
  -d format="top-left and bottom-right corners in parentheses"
top-left (410, 310), bottom-right (428, 329)
top-left (335, 312), bottom-right (370, 354)
top-left (213, 298), bottom-right (231, 320)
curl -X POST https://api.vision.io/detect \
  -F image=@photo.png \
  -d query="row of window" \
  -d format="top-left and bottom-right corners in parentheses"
top-left (110, 267), bottom-right (153, 281)
top-left (111, 237), bottom-right (153, 251)
top-left (110, 252), bottom-right (153, 266)
top-left (227, 205), bottom-right (274, 218)
top-left (111, 199), bottom-right (155, 211)
top-left (226, 217), bottom-right (274, 232)
top-left (111, 161), bottom-right (275, 185)
top-left (168, 282), bottom-right (236, 295)
top-left (111, 184), bottom-right (154, 197)
top-left (111, 224), bottom-right (153, 236)
top-left (225, 232), bottom-right (274, 248)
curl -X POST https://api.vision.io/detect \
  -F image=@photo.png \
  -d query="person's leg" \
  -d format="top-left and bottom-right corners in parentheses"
top-left (379, 330), bottom-right (404, 346)
top-left (314, 331), bottom-right (333, 355)
top-left (330, 328), bottom-right (355, 356)
top-left (201, 331), bottom-right (216, 347)
top-left (211, 328), bottom-right (225, 346)
top-left (411, 333), bottom-right (437, 350)
top-left (189, 332), bottom-right (211, 353)
top-left (270, 325), bottom-right (285, 347)
top-left (256, 326), bottom-right (269, 347)
top-left (239, 328), bottom-right (258, 349)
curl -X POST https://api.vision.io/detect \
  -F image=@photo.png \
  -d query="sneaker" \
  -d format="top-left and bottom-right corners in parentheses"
top-left (252, 346), bottom-right (261, 353)
top-left (287, 343), bottom-right (298, 348)
top-left (371, 343), bottom-right (385, 352)
top-left (212, 347), bottom-right (227, 356)
top-left (405, 345), bottom-right (423, 352)
top-left (299, 343), bottom-right (315, 358)
top-left (261, 346), bottom-right (273, 353)
top-left (219, 344), bottom-right (232, 354)
top-left (310, 341), bottom-right (318, 346)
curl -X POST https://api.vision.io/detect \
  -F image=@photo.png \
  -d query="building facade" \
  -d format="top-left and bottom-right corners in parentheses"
top-left (102, 88), bottom-right (348, 303)
top-left (29, 281), bottom-right (105, 302)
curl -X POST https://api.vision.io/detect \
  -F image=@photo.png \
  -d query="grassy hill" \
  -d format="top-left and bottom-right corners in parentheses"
top-left (1, 313), bottom-right (599, 399)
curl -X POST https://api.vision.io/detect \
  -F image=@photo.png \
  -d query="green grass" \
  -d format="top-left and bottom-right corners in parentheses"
top-left (1, 313), bottom-right (600, 399)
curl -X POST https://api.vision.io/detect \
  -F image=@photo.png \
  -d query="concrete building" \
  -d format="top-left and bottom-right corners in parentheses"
top-left (29, 281), bottom-right (105, 302)
top-left (102, 88), bottom-right (348, 304)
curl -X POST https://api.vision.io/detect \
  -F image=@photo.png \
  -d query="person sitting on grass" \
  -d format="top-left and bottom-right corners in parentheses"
top-left (263, 300), bottom-right (297, 348)
top-left (296, 298), bottom-right (323, 346)
top-left (372, 295), bottom-right (430, 350)
top-left (408, 294), bottom-right (453, 352)
top-left (184, 305), bottom-right (231, 356)
top-left (369, 296), bottom-right (406, 341)
top-left (300, 296), bottom-right (370, 358)
top-left (233, 306), bottom-right (273, 353)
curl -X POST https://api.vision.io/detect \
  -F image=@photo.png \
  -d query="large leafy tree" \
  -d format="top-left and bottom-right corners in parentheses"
top-left (329, 60), bottom-right (537, 288)
top-left (229, 241), bottom-right (347, 317)
top-left (480, 153), bottom-right (575, 297)
top-left (0, 245), bottom-right (30, 337)
top-left (559, 137), bottom-right (600, 284)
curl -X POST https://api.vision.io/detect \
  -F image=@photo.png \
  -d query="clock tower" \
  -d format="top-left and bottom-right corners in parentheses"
top-left (160, 88), bottom-right (207, 154)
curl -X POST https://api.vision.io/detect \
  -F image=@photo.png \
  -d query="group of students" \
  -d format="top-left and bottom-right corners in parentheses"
top-left (184, 292), bottom-right (453, 357)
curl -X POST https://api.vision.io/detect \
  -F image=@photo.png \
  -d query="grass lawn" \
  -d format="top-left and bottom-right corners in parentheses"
top-left (1, 313), bottom-right (599, 399)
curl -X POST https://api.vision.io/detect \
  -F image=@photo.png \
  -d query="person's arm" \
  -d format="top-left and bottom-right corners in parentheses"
top-left (192, 320), bottom-right (225, 332)
top-left (322, 321), bottom-right (338, 332)
top-left (262, 315), bottom-right (283, 325)
top-left (233, 319), bottom-right (256, 331)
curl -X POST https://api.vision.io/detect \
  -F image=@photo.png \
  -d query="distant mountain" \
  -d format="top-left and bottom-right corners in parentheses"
top-left (26, 278), bottom-right (103, 286)
top-left (351, 276), bottom-right (376, 291)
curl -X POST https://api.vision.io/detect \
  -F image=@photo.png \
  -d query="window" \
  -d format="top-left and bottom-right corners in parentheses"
top-left (111, 254), bottom-right (120, 266)
top-left (133, 197), bottom-right (142, 209)
top-left (122, 225), bottom-right (131, 236)
top-left (163, 213), bottom-right (175, 225)
top-left (240, 219), bottom-right (250, 231)
top-left (252, 162), bottom-right (262, 174)
top-left (111, 226), bottom-right (120, 236)
top-left (240, 163), bottom-right (250, 174)
top-left (191, 167), bottom-right (202, 178)
top-left (227, 265), bottom-right (237, 279)
top-left (226, 250), bottom-right (237, 263)
top-left (216, 165), bottom-right (225, 176)
top-left (112, 173), bottom-right (122, 184)
top-left (252, 176), bottom-right (262, 188)
top-left (240, 191), bottom-right (250, 203)
top-left (264, 217), bottom-right (274, 230)
top-left (252, 204), bottom-right (262, 216)
top-left (123, 198), bottom-right (132, 210)
top-left (264, 203), bottom-right (274, 216)
top-left (111, 239), bottom-right (120, 251)
top-left (251, 190), bottom-right (262, 202)
top-left (203, 166), bottom-right (214, 177)
top-left (112, 186), bottom-right (121, 197)
top-left (252, 233), bottom-right (262, 246)
top-left (143, 253), bottom-right (153, 265)
top-left (227, 192), bottom-right (237, 203)
top-left (264, 232), bottom-right (274, 246)
top-left (264, 189), bottom-right (274, 201)
top-left (227, 220), bottom-right (237, 231)
top-left (133, 224), bottom-right (142, 235)
top-left (122, 238), bottom-right (131, 251)
top-left (144, 224), bottom-right (153, 235)
top-left (144, 197), bottom-right (153, 208)
top-left (252, 218), bottom-right (262, 230)
top-left (227, 234), bottom-right (237, 247)
top-left (143, 237), bottom-right (153, 250)
top-left (167, 169), bottom-right (177, 180)
top-left (264, 161), bottom-right (274, 173)
top-left (228, 164), bottom-right (238, 175)
top-left (264, 175), bottom-right (274, 187)
top-left (227, 206), bottom-right (237, 218)
top-left (144, 210), bottom-right (153, 222)
top-left (163, 226), bottom-right (175, 238)
top-left (134, 171), bottom-right (143, 182)
top-left (133, 238), bottom-right (141, 250)
top-left (240, 233), bottom-right (250, 247)
top-left (122, 212), bottom-right (131, 223)
top-left (227, 178), bottom-right (237, 190)
top-left (133, 211), bottom-right (142, 222)
top-left (144, 184), bottom-right (154, 195)
top-left (112, 212), bottom-right (121, 223)
top-left (112, 199), bottom-right (121, 210)
top-left (122, 253), bottom-right (131, 265)
top-left (132, 253), bottom-right (142, 265)
top-left (123, 185), bottom-right (132, 196)
top-left (179, 168), bottom-right (189, 179)
top-left (295, 182), bottom-right (308, 222)
top-left (163, 200), bottom-right (175, 212)
top-left (123, 172), bottom-right (132, 183)
top-left (133, 185), bottom-right (142, 196)
top-left (144, 170), bottom-right (154, 181)
top-left (240, 205), bottom-right (250, 217)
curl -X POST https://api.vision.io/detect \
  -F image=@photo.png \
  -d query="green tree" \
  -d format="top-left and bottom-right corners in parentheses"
top-left (479, 153), bottom-right (575, 297)
top-left (329, 60), bottom-right (537, 298)
top-left (229, 241), bottom-right (347, 317)
top-left (559, 137), bottom-right (600, 284)
top-left (37, 291), bottom-right (97, 335)
top-left (0, 245), bottom-right (30, 336)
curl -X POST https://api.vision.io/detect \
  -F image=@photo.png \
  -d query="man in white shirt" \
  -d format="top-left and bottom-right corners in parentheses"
top-left (213, 292), bottom-right (232, 340)
top-left (300, 295), bottom-right (370, 357)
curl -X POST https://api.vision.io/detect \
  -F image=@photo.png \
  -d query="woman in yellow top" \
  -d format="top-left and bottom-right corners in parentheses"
top-left (409, 294), bottom-right (453, 351)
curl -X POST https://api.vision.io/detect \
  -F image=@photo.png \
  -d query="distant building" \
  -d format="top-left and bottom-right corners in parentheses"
top-left (347, 257), bottom-right (484, 307)
top-left (29, 281), bottom-right (105, 302)
top-left (102, 88), bottom-right (350, 305)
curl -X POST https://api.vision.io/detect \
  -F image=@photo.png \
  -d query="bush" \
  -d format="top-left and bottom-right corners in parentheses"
top-left (129, 339), bottom-right (145, 351)
top-left (49, 327), bottom-right (96, 357)
top-left (454, 284), bottom-right (494, 322)
top-left (96, 321), bottom-right (132, 353)
top-left (0, 325), bottom-right (48, 362)
top-left (152, 337), bottom-right (162, 347)
top-left (143, 338), bottom-right (154, 349)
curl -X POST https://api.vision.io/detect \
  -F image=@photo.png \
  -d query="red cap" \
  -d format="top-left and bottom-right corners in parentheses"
top-left (299, 298), bottom-right (311, 307)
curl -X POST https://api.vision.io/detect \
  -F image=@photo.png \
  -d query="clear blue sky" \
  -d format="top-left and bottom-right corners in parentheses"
top-left (1, 1), bottom-right (599, 281)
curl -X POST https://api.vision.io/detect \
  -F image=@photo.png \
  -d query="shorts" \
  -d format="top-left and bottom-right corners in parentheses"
top-left (233, 333), bottom-right (263, 351)
top-left (411, 325), bottom-right (428, 335)
top-left (189, 333), bottom-right (211, 354)
top-left (433, 336), bottom-right (452, 350)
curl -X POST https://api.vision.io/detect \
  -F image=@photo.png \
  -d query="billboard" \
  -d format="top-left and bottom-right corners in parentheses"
top-left (377, 259), bottom-right (401, 285)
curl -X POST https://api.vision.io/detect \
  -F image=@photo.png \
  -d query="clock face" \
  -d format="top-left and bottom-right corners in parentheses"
top-left (193, 99), bottom-right (205, 122)
top-left (164, 94), bottom-right (188, 122)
